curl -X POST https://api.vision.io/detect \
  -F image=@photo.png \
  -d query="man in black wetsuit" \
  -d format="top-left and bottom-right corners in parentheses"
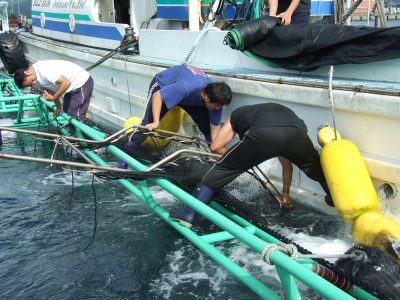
top-left (268, 0), bottom-right (310, 25)
top-left (170, 103), bottom-right (332, 228)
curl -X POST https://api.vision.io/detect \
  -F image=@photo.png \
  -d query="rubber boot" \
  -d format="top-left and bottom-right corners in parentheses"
top-left (320, 181), bottom-right (334, 207)
top-left (170, 184), bottom-right (214, 228)
top-left (118, 140), bottom-right (138, 169)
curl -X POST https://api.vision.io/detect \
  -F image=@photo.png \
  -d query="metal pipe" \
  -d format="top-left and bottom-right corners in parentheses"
top-left (36, 97), bottom-right (358, 299)
top-left (145, 148), bottom-right (220, 171)
top-left (62, 114), bottom-right (355, 300)
top-left (0, 152), bottom-right (131, 173)
top-left (0, 94), bottom-right (40, 102)
top-left (59, 136), bottom-right (95, 165)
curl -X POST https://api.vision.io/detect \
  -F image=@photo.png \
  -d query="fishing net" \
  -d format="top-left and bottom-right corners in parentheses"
top-left (112, 134), bottom-right (399, 300)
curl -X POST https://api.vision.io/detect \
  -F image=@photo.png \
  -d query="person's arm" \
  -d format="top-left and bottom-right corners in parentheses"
top-left (42, 75), bottom-right (70, 118)
top-left (278, 0), bottom-right (301, 25)
top-left (42, 75), bottom-right (71, 102)
top-left (278, 156), bottom-right (293, 208)
top-left (210, 119), bottom-right (236, 155)
top-left (145, 90), bottom-right (163, 131)
top-left (268, 0), bottom-right (278, 16)
top-left (210, 124), bottom-right (226, 155)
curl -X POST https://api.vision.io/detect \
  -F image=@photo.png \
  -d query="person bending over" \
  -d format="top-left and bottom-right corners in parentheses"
top-left (14, 60), bottom-right (93, 122)
top-left (119, 64), bottom-right (232, 168)
top-left (170, 103), bottom-right (332, 228)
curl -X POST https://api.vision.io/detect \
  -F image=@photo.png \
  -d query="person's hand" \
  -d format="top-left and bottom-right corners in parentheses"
top-left (280, 192), bottom-right (293, 209)
top-left (145, 121), bottom-right (159, 131)
top-left (53, 107), bottom-right (61, 118)
top-left (278, 11), bottom-right (292, 25)
top-left (42, 90), bottom-right (54, 101)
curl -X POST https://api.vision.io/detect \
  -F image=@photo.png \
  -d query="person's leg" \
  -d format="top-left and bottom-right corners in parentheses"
top-left (63, 92), bottom-right (71, 115)
top-left (281, 127), bottom-right (333, 205)
top-left (278, 156), bottom-right (293, 208)
top-left (64, 76), bottom-right (94, 122)
top-left (171, 128), bottom-right (279, 227)
top-left (181, 106), bottom-right (211, 143)
top-left (129, 78), bottom-right (168, 145)
top-left (119, 78), bottom-right (167, 168)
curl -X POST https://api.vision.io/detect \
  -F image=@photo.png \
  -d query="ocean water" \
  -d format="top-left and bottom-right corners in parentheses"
top-left (0, 128), bottom-right (353, 299)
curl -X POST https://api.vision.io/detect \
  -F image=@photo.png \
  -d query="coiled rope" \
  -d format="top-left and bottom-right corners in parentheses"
top-left (262, 243), bottom-right (368, 265)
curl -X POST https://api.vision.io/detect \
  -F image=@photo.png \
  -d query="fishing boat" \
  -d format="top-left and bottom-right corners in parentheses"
top-left (14, 0), bottom-right (400, 214)
top-left (1, 0), bottom-right (400, 298)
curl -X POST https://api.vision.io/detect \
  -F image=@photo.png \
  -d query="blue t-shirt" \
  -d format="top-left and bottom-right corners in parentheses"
top-left (155, 64), bottom-right (222, 125)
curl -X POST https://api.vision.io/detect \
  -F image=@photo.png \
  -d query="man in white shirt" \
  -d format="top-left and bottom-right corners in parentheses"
top-left (14, 60), bottom-right (94, 122)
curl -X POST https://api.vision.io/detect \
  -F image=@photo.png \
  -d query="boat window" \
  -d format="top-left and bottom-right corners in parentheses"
top-left (97, 0), bottom-right (115, 23)
top-left (114, 0), bottom-right (130, 24)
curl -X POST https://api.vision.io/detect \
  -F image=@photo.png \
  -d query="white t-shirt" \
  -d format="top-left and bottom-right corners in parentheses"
top-left (33, 60), bottom-right (90, 93)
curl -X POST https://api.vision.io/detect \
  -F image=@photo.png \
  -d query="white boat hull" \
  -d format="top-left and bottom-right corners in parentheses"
top-left (18, 28), bottom-right (400, 216)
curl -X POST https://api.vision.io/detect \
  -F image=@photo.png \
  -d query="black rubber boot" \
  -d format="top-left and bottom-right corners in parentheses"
top-left (320, 181), bottom-right (334, 207)
top-left (170, 184), bottom-right (214, 228)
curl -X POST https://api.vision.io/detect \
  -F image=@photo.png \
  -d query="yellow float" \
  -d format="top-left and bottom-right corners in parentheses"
top-left (352, 211), bottom-right (400, 255)
top-left (123, 106), bottom-right (186, 151)
top-left (318, 127), bottom-right (379, 223)
top-left (318, 126), bottom-right (400, 258)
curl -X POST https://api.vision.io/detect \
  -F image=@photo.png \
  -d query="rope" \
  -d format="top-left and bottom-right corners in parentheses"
top-left (82, 175), bottom-right (98, 251)
top-left (328, 65), bottom-right (338, 140)
top-left (262, 243), bottom-right (368, 265)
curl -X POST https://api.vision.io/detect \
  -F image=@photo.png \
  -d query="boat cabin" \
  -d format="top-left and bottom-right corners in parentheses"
top-left (0, 1), bottom-right (9, 33)
top-left (31, 0), bottom-right (334, 50)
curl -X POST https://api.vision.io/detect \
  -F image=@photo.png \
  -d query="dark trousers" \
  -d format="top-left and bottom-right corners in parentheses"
top-left (63, 76), bottom-right (93, 122)
top-left (201, 126), bottom-right (326, 191)
top-left (131, 77), bottom-right (212, 144)
top-left (291, 12), bottom-right (310, 24)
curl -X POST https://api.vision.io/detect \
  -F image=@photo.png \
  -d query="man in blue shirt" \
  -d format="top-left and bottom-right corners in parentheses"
top-left (119, 64), bottom-right (232, 167)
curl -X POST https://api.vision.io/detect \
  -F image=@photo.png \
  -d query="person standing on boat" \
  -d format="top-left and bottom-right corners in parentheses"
top-left (170, 103), bottom-right (332, 228)
top-left (119, 64), bottom-right (232, 168)
top-left (14, 60), bottom-right (94, 123)
top-left (268, 0), bottom-right (310, 25)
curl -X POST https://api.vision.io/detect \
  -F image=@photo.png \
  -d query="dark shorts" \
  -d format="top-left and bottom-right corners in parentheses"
top-left (201, 126), bottom-right (325, 191)
top-left (291, 12), bottom-right (310, 25)
top-left (63, 76), bottom-right (94, 122)
top-left (131, 77), bottom-right (212, 144)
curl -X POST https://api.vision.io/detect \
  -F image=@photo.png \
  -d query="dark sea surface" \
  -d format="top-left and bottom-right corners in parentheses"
top-left (0, 124), bottom-right (352, 300)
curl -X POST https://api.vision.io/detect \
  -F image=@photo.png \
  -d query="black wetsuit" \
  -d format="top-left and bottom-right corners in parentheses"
top-left (201, 103), bottom-right (326, 191)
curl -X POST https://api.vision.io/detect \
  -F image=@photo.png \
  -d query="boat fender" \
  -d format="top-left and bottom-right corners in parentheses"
top-left (352, 211), bottom-right (400, 257)
top-left (318, 127), bottom-right (380, 223)
top-left (317, 126), bottom-right (341, 147)
top-left (141, 106), bottom-right (186, 150)
top-left (0, 31), bottom-right (28, 74)
top-left (123, 107), bottom-right (186, 151)
top-left (123, 116), bottom-right (142, 135)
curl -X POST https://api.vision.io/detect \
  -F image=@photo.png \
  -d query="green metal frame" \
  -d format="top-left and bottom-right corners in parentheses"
top-left (0, 75), bottom-right (377, 300)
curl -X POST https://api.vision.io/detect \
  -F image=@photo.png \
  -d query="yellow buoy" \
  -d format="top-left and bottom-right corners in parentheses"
top-left (317, 126), bottom-right (341, 147)
top-left (319, 129), bottom-right (379, 223)
top-left (122, 107), bottom-right (186, 151)
top-left (123, 116), bottom-right (142, 135)
top-left (352, 211), bottom-right (400, 255)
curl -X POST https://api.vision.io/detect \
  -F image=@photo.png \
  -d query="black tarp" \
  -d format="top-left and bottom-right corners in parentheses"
top-left (225, 17), bottom-right (400, 70)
